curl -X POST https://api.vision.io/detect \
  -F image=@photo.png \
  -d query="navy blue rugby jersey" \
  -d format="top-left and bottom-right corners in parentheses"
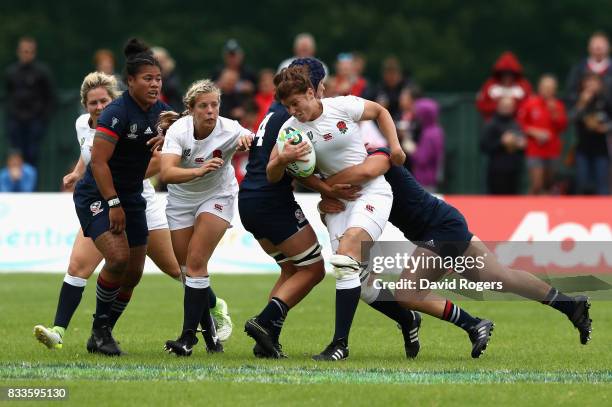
top-left (82, 92), bottom-right (170, 195)
top-left (239, 102), bottom-right (294, 198)
top-left (370, 148), bottom-right (449, 240)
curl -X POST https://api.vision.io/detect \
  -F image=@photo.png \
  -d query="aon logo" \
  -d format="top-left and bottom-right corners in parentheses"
top-left (496, 212), bottom-right (612, 267)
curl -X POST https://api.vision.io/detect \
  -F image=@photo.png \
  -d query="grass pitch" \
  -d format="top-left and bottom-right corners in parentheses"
top-left (0, 273), bottom-right (610, 406)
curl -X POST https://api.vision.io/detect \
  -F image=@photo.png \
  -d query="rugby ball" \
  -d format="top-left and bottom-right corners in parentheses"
top-left (277, 126), bottom-right (316, 177)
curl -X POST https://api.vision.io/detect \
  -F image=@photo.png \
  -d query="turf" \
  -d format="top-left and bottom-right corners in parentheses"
top-left (1, 273), bottom-right (610, 406)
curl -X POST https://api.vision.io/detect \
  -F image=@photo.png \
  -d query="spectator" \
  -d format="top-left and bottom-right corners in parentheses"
top-left (566, 31), bottom-right (612, 108)
top-left (93, 48), bottom-right (125, 90)
top-left (217, 68), bottom-right (245, 120)
top-left (152, 46), bottom-right (183, 111)
top-left (476, 51), bottom-right (532, 121)
top-left (240, 99), bottom-right (259, 133)
top-left (370, 56), bottom-right (409, 120)
top-left (330, 53), bottom-right (368, 97)
top-left (0, 150), bottom-right (37, 192)
top-left (352, 52), bottom-right (368, 80)
top-left (253, 69), bottom-right (275, 130)
top-left (212, 39), bottom-right (257, 95)
top-left (395, 86), bottom-right (421, 169)
top-left (570, 73), bottom-right (611, 194)
top-left (4, 36), bottom-right (56, 167)
top-left (93, 49), bottom-right (115, 75)
top-left (481, 97), bottom-right (526, 194)
top-left (517, 75), bottom-right (568, 195)
top-left (353, 52), bottom-right (371, 94)
top-left (407, 98), bottom-right (445, 192)
top-left (277, 32), bottom-right (329, 74)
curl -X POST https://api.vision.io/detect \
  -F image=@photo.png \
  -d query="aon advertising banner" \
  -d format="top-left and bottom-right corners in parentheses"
top-left (1, 194), bottom-right (611, 273)
top-left (445, 196), bottom-right (612, 274)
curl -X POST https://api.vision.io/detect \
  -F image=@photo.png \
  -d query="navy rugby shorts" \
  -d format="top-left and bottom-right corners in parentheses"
top-left (415, 205), bottom-right (473, 259)
top-left (238, 195), bottom-right (309, 246)
top-left (73, 181), bottom-right (148, 247)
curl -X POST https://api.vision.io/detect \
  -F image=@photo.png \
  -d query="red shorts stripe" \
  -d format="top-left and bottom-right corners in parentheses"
top-left (96, 126), bottom-right (119, 140)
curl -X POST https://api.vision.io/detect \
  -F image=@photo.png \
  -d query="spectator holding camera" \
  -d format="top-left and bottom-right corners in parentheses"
top-left (0, 149), bottom-right (37, 192)
top-left (481, 97), bottom-right (526, 194)
top-left (517, 74), bottom-right (568, 195)
top-left (570, 73), bottom-right (612, 194)
top-left (476, 51), bottom-right (532, 121)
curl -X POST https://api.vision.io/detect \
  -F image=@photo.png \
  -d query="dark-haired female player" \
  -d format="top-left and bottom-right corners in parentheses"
top-left (72, 38), bottom-right (170, 356)
top-left (33, 71), bottom-right (181, 350)
top-left (268, 64), bottom-right (424, 362)
top-left (319, 150), bottom-right (593, 356)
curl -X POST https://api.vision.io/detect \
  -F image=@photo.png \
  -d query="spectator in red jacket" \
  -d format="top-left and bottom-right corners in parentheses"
top-left (517, 74), bottom-right (568, 194)
top-left (476, 51), bottom-right (533, 121)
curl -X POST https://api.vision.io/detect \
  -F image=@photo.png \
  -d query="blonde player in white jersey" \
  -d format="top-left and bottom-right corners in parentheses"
top-left (33, 72), bottom-right (232, 351)
top-left (160, 79), bottom-right (253, 356)
top-left (267, 66), bottom-right (405, 360)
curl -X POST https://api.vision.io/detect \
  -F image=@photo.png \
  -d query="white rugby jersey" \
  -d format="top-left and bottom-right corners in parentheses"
top-left (162, 115), bottom-right (251, 198)
top-left (76, 113), bottom-right (157, 195)
top-left (281, 96), bottom-right (369, 178)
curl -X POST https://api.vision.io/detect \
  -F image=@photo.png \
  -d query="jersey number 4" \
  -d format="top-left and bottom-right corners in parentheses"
top-left (254, 112), bottom-right (273, 147)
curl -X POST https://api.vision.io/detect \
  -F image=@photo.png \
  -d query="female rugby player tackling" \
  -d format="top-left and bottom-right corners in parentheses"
top-left (319, 149), bottom-right (592, 356)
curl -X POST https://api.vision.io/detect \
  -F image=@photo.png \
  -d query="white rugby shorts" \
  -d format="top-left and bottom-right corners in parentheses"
top-left (142, 179), bottom-right (169, 231)
top-left (324, 177), bottom-right (392, 252)
top-left (166, 192), bottom-right (236, 230)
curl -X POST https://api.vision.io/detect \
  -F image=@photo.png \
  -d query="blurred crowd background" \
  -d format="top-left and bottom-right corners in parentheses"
top-left (1, 0), bottom-right (612, 195)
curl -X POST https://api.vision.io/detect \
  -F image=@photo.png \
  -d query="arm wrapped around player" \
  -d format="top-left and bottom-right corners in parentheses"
top-left (360, 100), bottom-right (405, 166)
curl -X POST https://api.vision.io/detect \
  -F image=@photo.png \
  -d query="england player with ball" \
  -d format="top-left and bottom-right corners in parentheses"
top-left (268, 65), bottom-right (412, 360)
